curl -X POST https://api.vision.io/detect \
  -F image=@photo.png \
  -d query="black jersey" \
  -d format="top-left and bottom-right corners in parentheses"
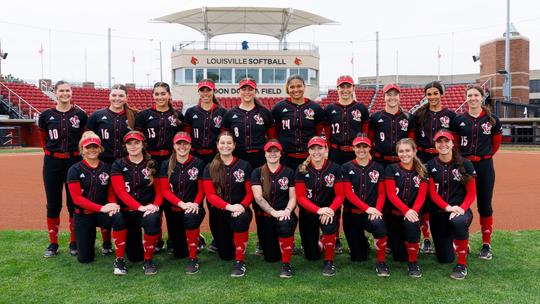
top-left (135, 107), bottom-right (184, 152)
top-left (451, 112), bottom-right (502, 156)
top-left (38, 107), bottom-right (88, 152)
top-left (271, 98), bottom-right (324, 154)
top-left (159, 156), bottom-right (205, 204)
top-left (184, 104), bottom-right (227, 150)
top-left (86, 108), bottom-right (131, 159)
top-left (324, 101), bottom-right (369, 147)
top-left (369, 110), bottom-right (415, 157)
top-left (67, 160), bottom-right (111, 209)
top-left (251, 165), bottom-right (295, 211)
top-left (385, 163), bottom-right (428, 211)
top-left (295, 160), bottom-right (343, 208)
top-left (202, 158), bottom-right (253, 206)
top-left (111, 157), bottom-right (156, 206)
top-left (222, 105), bottom-right (274, 151)
top-left (342, 160), bottom-right (385, 208)
top-left (414, 108), bottom-right (456, 149)
top-left (426, 158), bottom-right (477, 206)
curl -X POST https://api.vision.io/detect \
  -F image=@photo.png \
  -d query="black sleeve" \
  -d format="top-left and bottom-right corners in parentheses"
top-left (38, 111), bottom-right (47, 130)
top-left (67, 163), bottom-right (80, 183)
top-left (262, 107), bottom-right (274, 128)
top-left (222, 110), bottom-right (232, 131)
top-left (385, 164), bottom-right (396, 180)
top-left (79, 111), bottom-right (88, 130)
top-left (250, 168), bottom-right (262, 186)
top-left (86, 112), bottom-right (98, 132)
top-left (134, 110), bottom-right (146, 132)
top-left (159, 159), bottom-right (169, 178)
top-left (111, 159), bottom-right (123, 176)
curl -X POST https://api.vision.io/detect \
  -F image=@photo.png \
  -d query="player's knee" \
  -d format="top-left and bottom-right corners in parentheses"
top-left (184, 210), bottom-right (205, 230)
top-left (230, 211), bottom-right (251, 232)
top-left (276, 218), bottom-right (296, 238)
top-left (111, 213), bottom-right (127, 231)
top-left (321, 221), bottom-right (338, 235)
top-left (403, 220), bottom-right (421, 243)
top-left (141, 213), bottom-right (161, 235)
top-left (371, 218), bottom-right (387, 238)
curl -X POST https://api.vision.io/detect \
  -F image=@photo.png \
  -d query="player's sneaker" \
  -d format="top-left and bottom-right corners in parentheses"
top-left (322, 260), bottom-right (336, 277)
top-left (69, 242), bottom-right (78, 256)
top-left (375, 262), bottom-right (390, 278)
top-left (207, 240), bottom-right (218, 254)
top-left (279, 263), bottom-right (293, 279)
top-left (450, 264), bottom-right (468, 280)
top-left (185, 258), bottom-right (200, 274)
top-left (113, 258), bottom-right (127, 276)
top-left (143, 260), bottom-right (157, 275)
top-left (102, 241), bottom-right (113, 255)
top-left (479, 244), bottom-right (493, 260)
top-left (230, 260), bottom-right (246, 278)
top-left (154, 239), bottom-right (165, 254)
top-left (198, 234), bottom-right (206, 253)
top-left (254, 242), bottom-right (264, 255)
top-left (407, 262), bottom-right (422, 278)
top-left (43, 243), bottom-right (59, 258)
top-left (420, 239), bottom-right (434, 254)
top-left (334, 238), bottom-right (344, 254)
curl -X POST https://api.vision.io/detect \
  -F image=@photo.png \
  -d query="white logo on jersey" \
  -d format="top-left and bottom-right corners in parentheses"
top-left (395, 172), bottom-right (400, 176)
top-left (377, 118), bottom-right (384, 123)
top-left (278, 177), bottom-right (289, 190)
top-left (349, 170), bottom-right (355, 175)
top-left (213, 116), bottom-right (222, 128)
top-left (351, 109), bottom-right (362, 122)
top-left (282, 108), bottom-right (288, 113)
top-left (331, 110), bottom-right (337, 114)
top-left (431, 168), bottom-right (437, 172)
top-left (452, 169), bottom-right (462, 181)
top-left (192, 114), bottom-right (198, 119)
top-left (99, 172), bottom-right (110, 185)
top-left (399, 119), bottom-right (409, 131)
top-left (324, 173), bottom-right (335, 187)
top-left (187, 167), bottom-right (199, 180)
top-left (101, 116), bottom-right (108, 120)
top-left (141, 167), bottom-right (151, 179)
top-left (304, 108), bottom-right (315, 120)
top-left (459, 122), bottom-right (466, 127)
top-left (253, 114), bottom-right (264, 125)
top-left (123, 167), bottom-right (128, 172)
top-left (481, 122), bottom-right (492, 135)
top-left (369, 170), bottom-right (380, 183)
top-left (49, 117), bottom-right (55, 120)
top-left (69, 116), bottom-right (80, 128)
top-left (79, 173), bottom-right (85, 178)
top-left (168, 115), bottom-right (177, 127)
top-left (305, 173), bottom-right (310, 178)
top-left (148, 115), bottom-right (154, 120)
top-left (440, 116), bottom-right (450, 128)
top-left (233, 169), bottom-right (245, 183)
top-left (232, 114), bottom-right (238, 119)
top-left (413, 175), bottom-right (421, 187)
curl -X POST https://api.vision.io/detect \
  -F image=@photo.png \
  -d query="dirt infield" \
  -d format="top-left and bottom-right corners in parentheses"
top-left (1, 150), bottom-right (538, 232)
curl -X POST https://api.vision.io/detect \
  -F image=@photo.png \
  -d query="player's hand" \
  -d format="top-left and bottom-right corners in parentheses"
top-left (227, 204), bottom-right (245, 214)
top-left (185, 203), bottom-right (199, 214)
top-left (366, 207), bottom-right (383, 220)
top-left (279, 208), bottom-right (292, 221)
top-left (317, 207), bottom-right (334, 218)
top-left (454, 206), bottom-right (465, 215)
top-left (404, 209), bottom-right (419, 222)
top-left (101, 203), bottom-right (120, 214)
top-left (319, 214), bottom-right (334, 225)
top-left (142, 204), bottom-right (159, 217)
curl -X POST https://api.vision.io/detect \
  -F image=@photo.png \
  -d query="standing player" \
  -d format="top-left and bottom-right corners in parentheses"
top-left (451, 84), bottom-right (502, 260)
top-left (202, 131), bottom-right (253, 277)
top-left (66, 131), bottom-right (128, 275)
top-left (39, 80), bottom-right (88, 258)
top-left (184, 79), bottom-right (228, 253)
top-left (384, 138), bottom-right (428, 278)
top-left (111, 131), bottom-right (162, 275)
top-left (295, 136), bottom-right (344, 276)
top-left (272, 75), bottom-right (324, 170)
top-left (159, 132), bottom-right (206, 274)
top-left (413, 81), bottom-right (456, 254)
top-left (222, 78), bottom-right (276, 169)
top-left (135, 81), bottom-right (183, 253)
top-left (86, 84), bottom-right (136, 254)
top-left (369, 84), bottom-right (415, 167)
top-left (427, 130), bottom-right (476, 280)
top-left (342, 135), bottom-right (390, 277)
top-left (251, 140), bottom-right (297, 278)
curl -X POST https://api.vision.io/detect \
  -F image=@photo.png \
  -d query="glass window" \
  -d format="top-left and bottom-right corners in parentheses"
top-left (289, 68), bottom-right (299, 76)
top-left (195, 69), bottom-right (204, 83)
top-left (207, 69), bottom-right (219, 83)
top-left (309, 69), bottom-right (318, 86)
top-left (247, 69), bottom-right (259, 83)
top-left (173, 69), bottom-right (183, 85)
top-left (530, 80), bottom-right (540, 93)
top-left (220, 69), bottom-right (233, 84)
top-left (299, 69), bottom-right (309, 82)
top-left (262, 69), bottom-right (274, 84)
top-left (235, 69), bottom-right (247, 83)
top-left (185, 69), bottom-right (193, 83)
top-left (275, 69), bottom-right (286, 84)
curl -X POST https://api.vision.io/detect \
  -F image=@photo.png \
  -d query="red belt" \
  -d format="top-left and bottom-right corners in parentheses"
top-left (171, 206), bottom-right (184, 212)
top-left (373, 152), bottom-right (400, 162)
top-left (466, 155), bottom-right (492, 162)
top-left (75, 209), bottom-right (95, 215)
top-left (44, 150), bottom-right (80, 159)
top-left (344, 207), bottom-right (364, 215)
top-left (417, 146), bottom-right (438, 154)
top-left (149, 150), bottom-right (171, 156)
top-left (330, 144), bottom-right (354, 152)
top-left (245, 149), bottom-right (259, 153)
top-left (256, 210), bottom-right (273, 218)
top-left (287, 152), bottom-right (309, 158)
top-left (193, 148), bottom-right (215, 155)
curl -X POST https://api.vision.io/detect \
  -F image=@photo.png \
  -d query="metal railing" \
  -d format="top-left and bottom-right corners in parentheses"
top-left (455, 78), bottom-right (493, 114)
top-left (172, 41), bottom-right (318, 52)
top-left (0, 82), bottom-right (41, 119)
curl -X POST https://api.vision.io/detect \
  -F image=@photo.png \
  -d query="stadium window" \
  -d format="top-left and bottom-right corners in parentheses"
top-left (235, 68), bottom-right (247, 83)
top-left (185, 69), bottom-right (194, 84)
top-left (262, 69), bottom-right (274, 84)
top-left (207, 69), bottom-right (219, 83)
top-left (247, 69), bottom-right (259, 83)
top-left (195, 69), bottom-right (204, 83)
top-left (275, 69), bottom-right (286, 84)
top-left (220, 69), bottom-right (233, 84)
top-left (173, 69), bottom-right (183, 85)
top-left (309, 69), bottom-right (318, 86)
top-left (299, 69), bottom-right (308, 82)
top-left (530, 80), bottom-right (540, 93)
top-left (290, 68), bottom-right (299, 76)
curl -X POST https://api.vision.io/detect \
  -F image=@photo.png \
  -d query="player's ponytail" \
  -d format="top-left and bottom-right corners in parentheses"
top-left (298, 156), bottom-right (311, 174)
top-left (167, 151), bottom-right (177, 179)
top-left (396, 138), bottom-right (427, 178)
top-left (111, 84), bottom-right (138, 129)
top-left (452, 143), bottom-right (472, 186)
top-left (260, 164), bottom-right (272, 201)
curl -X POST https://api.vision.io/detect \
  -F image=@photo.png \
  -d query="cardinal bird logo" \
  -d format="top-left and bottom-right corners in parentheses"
top-left (440, 116), bottom-right (450, 128)
top-left (369, 170), bottom-right (380, 183)
top-left (213, 115), bottom-right (222, 128)
top-left (304, 108), bottom-right (315, 120)
top-left (278, 177), bottom-right (289, 190)
top-left (99, 172), bottom-right (110, 185)
top-left (233, 169), bottom-right (245, 183)
top-left (188, 167), bottom-right (199, 180)
top-left (294, 57), bottom-right (302, 66)
top-left (413, 175), bottom-right (421, 187)
top-left (141, 168), bottom-right (151, 179)
top-left (69, 116), bottom-right (80, 128)
top-left (191, 56), bottom-right (199, 65)
top-left (452, 168), bottom-right (462, 181)
top-left (324, 173), bottom-right (335, 187)
top-left (253, 114), bottom-right (265, 125)
top-left (481, 122), bottom-right (492, 135)
top-left (351, 109), bottom-right (363, 122)
top-left (168, 115), bottom-right (177, 127)
top-left (399, 119), bottom-right (409, 131)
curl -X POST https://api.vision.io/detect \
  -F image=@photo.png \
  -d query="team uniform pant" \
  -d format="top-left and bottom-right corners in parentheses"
top-left (430, 209), bottom-right (473, 264)
top-left (256, 212), bottom-right (297, 263)
top-left (43, 155), bottom-right (81, 245)
top-left (193, 151), bottom-right (218, 243)
top-left (343, 210), bottom-right (387, 262)
top-left (328, 148), bottom-right (355, 165)
top-left (212, 206), bottom-right (252, 261)
top-left (74, 211), bottom-right (126, 263)
top-left (169, 206), bottom-right (206, 259)
top-left (418, 151), bottom-right (438, 241)
top-left (299, 208), bottom-right (338, 261)
top-left (151, 155), bottom-right (173, 248)
top-left (471, 158), bottom-right (495, 244)
top-left (385, 212), bottom-right (421, 262)
top-left (123, 210), bottom-right (161, 263)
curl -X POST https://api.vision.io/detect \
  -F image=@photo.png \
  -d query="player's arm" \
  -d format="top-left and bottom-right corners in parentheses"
top-left (375, 181), bottom-right (386, 212)
top-left (252, 185), bottom-right (276, 214)
top-left (67, 181), bottom-right (105, 213)
top-left (384, 179), bottom-right (411, 215)
top-left (111, 174), bottom-right (143, 210)
top-left (159, 177), bottom-right (183, 206)
top-left (343, 181), bottom-right (370, 212)
top-left (428, 178), bottom-right (449, 210)
top-left (152, 178), bottom-right (163, 207)
top-left (460, 177), bottom-right (477, 211)
top-left (411, 180), bottom-right (428, 213)
top-left (295, 182), bottom-right (321, 214)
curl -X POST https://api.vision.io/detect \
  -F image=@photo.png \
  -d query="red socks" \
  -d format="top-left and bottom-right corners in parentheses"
top-left (454, 239), bottom-right (469, 265)
top-left (143, 234), bottom-right (159, 260)
top-left (233, 231), bottom-right (249, 261)
top-left (480, 216), bottom-right (493, 245)
top-left (46, 217), bottom-right (60, 244)
top-left (375, 237), bottom-right (388, 262)
top-left (420, 213), bottom-right (431, 239)
top-left (406, 242), bottom-right (420, 263)
top-left (68, 216), bottom-right (76, 243)
top-left (112, 229), bottom-right (127, 258)
top-left (279, 236), bottom-right (294, 264)
top-left (322, 233), bottom-right (337, 261)
top-left (186, 228), bottom-right (200, 259)
top-left (101, 228), bottom-right (111, 243)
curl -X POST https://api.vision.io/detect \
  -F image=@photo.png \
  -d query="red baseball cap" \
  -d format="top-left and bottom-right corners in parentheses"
top-left (383, 83), bottom-right (401, 94)
top-left (239, 79), bottom-right (257, 90)
top-left (81, 137), bottom-right (102, 148)
top-left (434, 130), bottom-right (454, 141)
top-left (123, 132), bottom-right (145, 143)
top-left (264, 141), bottom-right (282, 152)
top-left (307, 137), bottom-right (327, 148)
top-left (198, 80), bottom-right (216, 91)
top-left (352, 136), bottom-right (372, 147)
top-left (173, 133), bottom-right (192, 144)
top-left (337, 76), bottom-right (354, 87)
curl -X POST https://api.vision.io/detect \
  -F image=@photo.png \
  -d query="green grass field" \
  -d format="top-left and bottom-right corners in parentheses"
top-left (1, 230), bottom-right (539, 303)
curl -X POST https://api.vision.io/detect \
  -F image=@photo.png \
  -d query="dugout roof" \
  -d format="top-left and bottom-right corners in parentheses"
top-left (152, 7), bottom-right (337, 41)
